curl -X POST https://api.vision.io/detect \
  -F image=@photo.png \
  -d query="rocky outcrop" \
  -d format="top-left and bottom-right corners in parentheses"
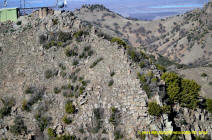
top-left (0, 6), bottom-right (211, 140)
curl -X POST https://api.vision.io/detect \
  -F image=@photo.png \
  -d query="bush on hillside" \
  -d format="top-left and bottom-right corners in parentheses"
top-left (108, 79), bottom-right (114, 87)
top-left (10, 116), bottom-right (27, 135)
top-left (65, 48), bottom-right (78, 57)
top-left (0, 97), bottom-right (16, 119)
top-left (73, 30), bottom-right (89, 42)
top-left (62, 115), bottom-right (72, 124)
top-left (65, 101), bottom-right (76, 114)
top-left (127, 48), bottom-right (141, 62)
top-left (201, 73), bottom-right (207, 77)
top-left (45, 69), bottom-right (58, 79)
top-left (139, 62), bottom-right (145, 68)
top-left (47, 128), bottom-right (56, 137)
top-left (155, 64), bottom-right (166, 72)
top-left (111, 37), bottom-right (127, 47)
top-left (34, 113), bottom-right (51, 131)
top-left (90, 57), bottom-right (103, 68)
top-left (148, 102), bottom-right (162, 116)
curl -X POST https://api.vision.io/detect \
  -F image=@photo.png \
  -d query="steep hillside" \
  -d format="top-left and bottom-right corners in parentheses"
top-left (74, 3), bottom-right (212, 65)
top-left (0, 7), bottom-right (212, 140)
top-left (0, 11), bottom-right (167, 140)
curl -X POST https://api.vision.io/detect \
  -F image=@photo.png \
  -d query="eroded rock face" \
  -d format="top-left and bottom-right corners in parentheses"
top-left (173, 104), bottom-right (212, 139)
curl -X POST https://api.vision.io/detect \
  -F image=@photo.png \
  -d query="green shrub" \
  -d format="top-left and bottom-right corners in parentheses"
top-left (45, 69), bottom-right (53, 79)
top-left (10, 116), bottom-right (27, 135)
top-left (114, 130), bottom-right (123, 140)
top-left (108, 79), bottom-right (114, 87)
top-left (47, 128), bottom-right (56, 137)
top-left (151, 77), bottom-right (158, 83)
top-left (78, 76), bottom-right (84, 81)
top-left (72, 59), bottom-right (79, 66)
top-left (72, 75), bottom-right (78, 83)
top-left (58, 32), bottom-right (72, 42)
top-left (84, 46), bottom-right (91, 52)
top-left (79, 52), bottom-right (86, 59)
top-left (90, 57), bottom-right (103, 68)
top-left (21, 99), bottom-right (30, 112)
top-left (127, 48), bottom-right (141, 62)
top-left (65, 101), bottom-right (76, 114)
top-left (109, 107), bottom-right (119, 126)
top-left (16, 21), bottom-right (22, 25)
top-left (25, 87), bottom-right (34, 94)
top-left (63, 91), bottom-right (74, 98)
top-left (73, 30), bottom-right (89, 42)
top-left (139, 62), bottom-right (145, 68)
top-left (111, 37), bottom-right (127, 47)
top-left (62, 115), bottom-right (72, 124)
top-left (142, 84), bottom-right (151, 98)
top-left (34, 113), bottom-right (51, 131)
top-left (110, 71), bottom-right (115, 77)
top-left (87, 50), bottom-right (94, 56)
top-left (95, 30), bottom-right (112, 41)
top-left (209, 82), bottom-right (212, 86)
top-left (0, 97), bottom-right (16, 119)
top-left (45, 69), bottom-right (58, 79)
top-left (43, 41), bottom-right (63, 49)
top-left (52, 18), bottom-right (58, 25)
top-left (79, 126), bottom-right (84, 134)
top-left (146, 71), bottom-right (153, 78)
top-left (156, 64), bottom-right (166, 72)
top-left (54, 87), bottom-right (61, 94)
top-left (206, 99), bottom-right (212, 114)
top-left (137, 73), bottom-right (146, 83)
top-left (148, 102), bottom-right (162, 116)
top-left (22, 90), bottom-right (43, 112)
top-left (162, 105), bottom-right (171, 114)
top-left (79, 86), bottom-right (85, 95)
top-left (157, 55), bottom-right (175, 67)
top-left (60, 71), bottom-right (67, 78)
top-left (65, 48), bottom-right (78, 57)
top-left (73, 31), bottom-right (88, 38)
top-left (201, 73), bottom-right (207, 77)
top-left (82, 80), bottom-right (90, 87)
top-left (140, 51), bottom-right (149, 59)
top-left (59, 63), bottom-right (66, 70)
top-left (91, 108), bottom-right (103, 133)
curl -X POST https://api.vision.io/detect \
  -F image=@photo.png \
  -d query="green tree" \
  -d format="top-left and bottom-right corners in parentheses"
top-left (162, 72), bottom-right (201, 109)
top-left (162, 72), bottom-right (181, 102)
top-left (180, 79), bottom-right (200, 109)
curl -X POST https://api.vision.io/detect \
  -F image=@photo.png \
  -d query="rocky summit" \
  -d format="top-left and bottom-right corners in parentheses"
top-left (0, 3), bottom-right (212, 140)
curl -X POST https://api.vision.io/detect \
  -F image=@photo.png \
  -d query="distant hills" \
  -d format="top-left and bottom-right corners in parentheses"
top-left (1, 0), bottom-right (207, 20)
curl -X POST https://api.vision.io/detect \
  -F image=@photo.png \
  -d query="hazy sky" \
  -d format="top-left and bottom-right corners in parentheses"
top-left (0, 0), bottom-right (209, 17)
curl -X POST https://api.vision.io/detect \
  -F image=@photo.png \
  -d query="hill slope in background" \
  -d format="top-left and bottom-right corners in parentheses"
top-left (74, 2), bottom-right (212, 65)
top-left (74, 3), bottom-right (212, 99)
top-left (0, 3), bottom-right (212, 140)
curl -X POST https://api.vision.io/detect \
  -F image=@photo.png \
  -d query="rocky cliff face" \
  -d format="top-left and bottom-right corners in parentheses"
top-left (0, 8), bottom-right (211, 140)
